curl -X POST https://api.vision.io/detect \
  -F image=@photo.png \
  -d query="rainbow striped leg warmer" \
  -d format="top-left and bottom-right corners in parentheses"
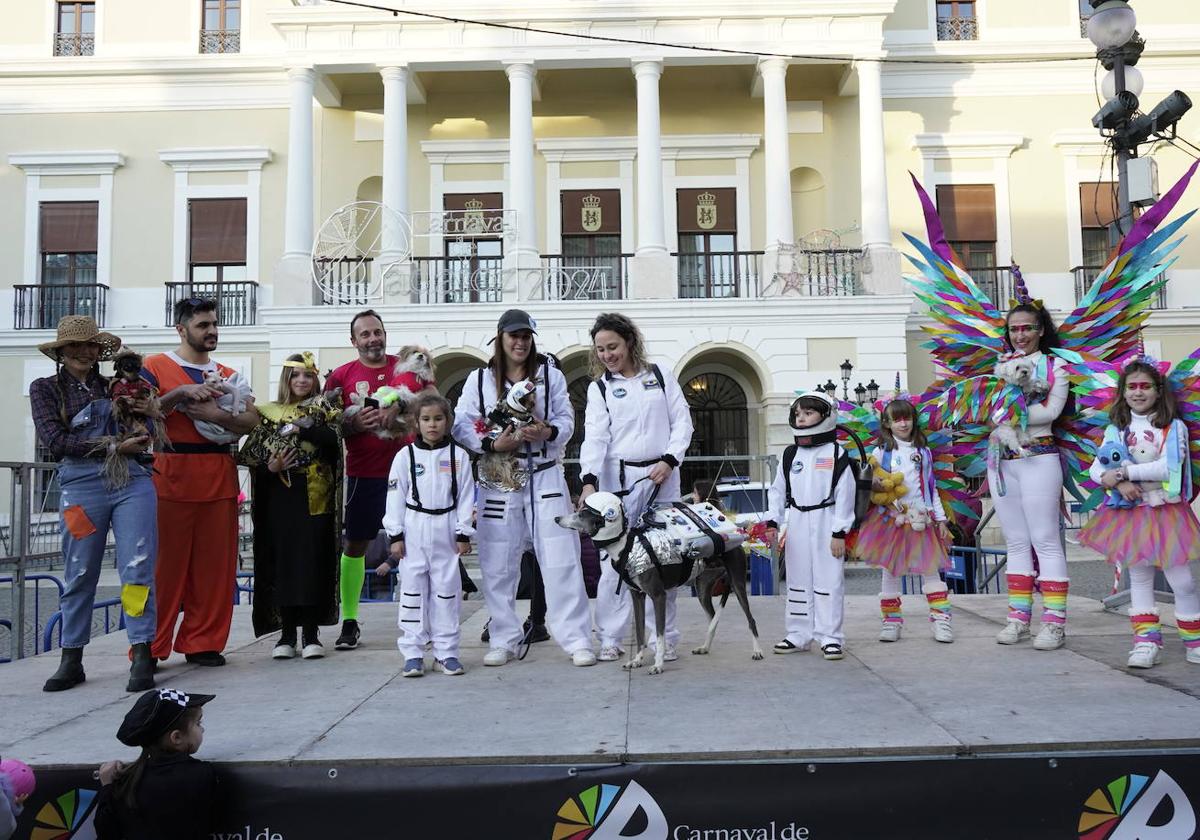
top-left (1040, 579), bottom-right (1069, 626)
top-left (1006, 574), bottom-right (1034, 625)
top-left (1178, 614), bottom-right (1200, 651)
top-left (880, 597), bottom-right (903, 626)
top-left (926, 589), bottom-right (951, 623)
top-left (1130, 611), bottom-right (1163, 647)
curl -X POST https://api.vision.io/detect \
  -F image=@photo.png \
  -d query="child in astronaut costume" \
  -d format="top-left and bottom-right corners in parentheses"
top-left (453, 309), bottom-right (596, 667)
top-left (580, 313), bottom-right (694, 662)
top-left (1078, 358), bottom-right (1200, 669)
top-left (382, 394), bottom-right (475, 677)
top-left (766, 391), bottom-right (857, 660)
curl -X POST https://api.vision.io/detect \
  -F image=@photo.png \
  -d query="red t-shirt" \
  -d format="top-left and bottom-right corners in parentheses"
top-left (325, 357), bottom-right (433, 477)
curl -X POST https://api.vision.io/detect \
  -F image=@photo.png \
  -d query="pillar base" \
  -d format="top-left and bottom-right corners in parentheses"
top-left (504, 250), bottom-right (544, 303)
top-left (274, 253), bottom-right (316, 307)
top-left (627, 252), bottom-right (676, 299)
top-left (860, 244), bottom-right (903, 295)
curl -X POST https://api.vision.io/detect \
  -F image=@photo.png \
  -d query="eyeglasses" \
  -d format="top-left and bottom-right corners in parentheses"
top-left (1125, 381), bottom-right (1156, 391)
top-left (1008, 324), bottom-right (1041, 335)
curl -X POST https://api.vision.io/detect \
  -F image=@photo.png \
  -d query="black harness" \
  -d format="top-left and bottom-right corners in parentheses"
top-left (405, 439), bottom-right (461, 515)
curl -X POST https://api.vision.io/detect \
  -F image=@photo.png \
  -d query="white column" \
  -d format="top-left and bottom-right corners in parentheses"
top-left (505, 62), bottom-right (538, 265)
top-left (380, 66), bottom-right (410, 298)
top-left (856, 59), bottom-right (901, 294)
top-left (760, 57), bottom-right (794, 252)
top-left (633, 59), bottom-right (667, 257)
top-left (283, 67), bottom-right (316, 262)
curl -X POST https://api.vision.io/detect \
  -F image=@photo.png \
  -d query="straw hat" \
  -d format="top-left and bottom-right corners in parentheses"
top-left (37, 315), bottom-right (123, 361)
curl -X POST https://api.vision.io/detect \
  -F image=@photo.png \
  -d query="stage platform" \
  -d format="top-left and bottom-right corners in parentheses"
top-left (6, 594), bottom-right (1200, 838)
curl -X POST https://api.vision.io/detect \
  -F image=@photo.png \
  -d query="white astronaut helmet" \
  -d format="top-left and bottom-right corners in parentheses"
top-left (583, 491), bottom-right (627, 543)
top-left (789, 390), bottom-right (838, 435)
top-left (505, 379), bottom-right (536, 415)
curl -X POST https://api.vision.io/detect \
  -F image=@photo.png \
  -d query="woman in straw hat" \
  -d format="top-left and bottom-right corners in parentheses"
top-left (29, 315), bottom-right (158, 693)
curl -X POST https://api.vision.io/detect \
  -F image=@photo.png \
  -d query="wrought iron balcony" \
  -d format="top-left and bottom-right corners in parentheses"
top-left (313, 257), bottom-right (375, 306)
top-left (540, 255), bottom-right (629, 301)
top-left (199, 29), bottom-right (240, 54)
top-left (53, 33), bottom-right (94, 56)
top-left (765, 248), bottom-right (862, 297)
top-left (13, 284), bottom-right (108, 330)
top-left (411, 256), bottom-right (504, 304)
top-left (675, 251), bottom-right (763, 299)
top-left (1073, 265), bottom-right (1168, 309)
top-left (971, 266), bottom-right (1015, 307)
top-left (164, 281), bottom-right (258, 326)
top-left (936, 16), bottom-right (978, 41)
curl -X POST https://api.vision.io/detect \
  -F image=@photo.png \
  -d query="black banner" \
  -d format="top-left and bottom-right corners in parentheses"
top-left (17, 752), bottom-right (1200, 839)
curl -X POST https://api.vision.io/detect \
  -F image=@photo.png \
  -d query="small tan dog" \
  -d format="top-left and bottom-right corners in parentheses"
top-left (393, 345), bottom-right (436, 385)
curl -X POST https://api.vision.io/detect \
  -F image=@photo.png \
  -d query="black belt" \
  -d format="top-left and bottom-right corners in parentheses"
top-left (530, 460), bottom-right (557, 474)
top-left (619, 456), bottom-right (661, 488)
top-left (406, 502), bottom-right (455, 515)
top-left (164, 442), bottom-right (235, 455)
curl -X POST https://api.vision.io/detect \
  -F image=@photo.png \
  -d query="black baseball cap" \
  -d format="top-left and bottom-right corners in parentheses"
top-left (496, 309), bottom-right (537, 335)
top-left (117, 688), bottom-right (215, 747)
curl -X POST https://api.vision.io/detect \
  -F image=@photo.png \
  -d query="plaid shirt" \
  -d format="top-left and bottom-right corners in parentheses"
top-left (29, 369), bottom-right (110, 459)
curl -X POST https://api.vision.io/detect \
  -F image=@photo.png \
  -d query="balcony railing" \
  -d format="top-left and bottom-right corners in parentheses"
top-left (969, 266), bottom-right (1015, 307)
top-left (936, 16), bottom-right (978, 41)
top-left (53, 33), bottom-right (94, 56)
top-left (540, 255), bottom-right (629, 301)
top-left (164, 281), bottom-right (258, 326)
top-left (675, 251), bottom-right (763, 299)
top-left (199, 29), bottom-right (240, 54)
top-left (1073, 265), bottom-right (1168, 309)
top-left (766, 248), bottom-right (862, 296)
top-left (13, 284), bottom-right (108, 330)
top-left (313, 257), bottom-right (374, 306)
top-left (411, 257), bottom-right (504, 304)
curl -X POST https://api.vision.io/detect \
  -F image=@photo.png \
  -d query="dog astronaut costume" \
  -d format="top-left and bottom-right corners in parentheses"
top-left (766, 391), bottom-right (856, 655)
top-left (580, 363), bottom-right (694, 656)
top-left (453, 357), bottom-right (594, 664)
top-left (382, 436), bottom-right (475, 666)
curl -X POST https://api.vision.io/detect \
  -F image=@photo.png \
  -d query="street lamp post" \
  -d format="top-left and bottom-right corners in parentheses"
top-left (840, 359), bottom-right (853, 401)
top-left (866, 379), bottom-right (880, 404)
top-left (854, 382), bottom-right (867, 406)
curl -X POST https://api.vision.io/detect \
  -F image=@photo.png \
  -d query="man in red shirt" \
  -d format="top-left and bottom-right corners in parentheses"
top-left (325, 310), bottom-right (434, 649)
top-left (143, 298), bottom-right (260, 666)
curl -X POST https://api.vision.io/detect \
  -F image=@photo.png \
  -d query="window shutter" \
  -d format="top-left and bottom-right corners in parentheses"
top-left (1079, 182), bottom-right (1120, 229)
top-left (39, 202), bottom-right (98, 253)
top-left (936, 184), bottom-right (996, 241)
top-left (189, 198), bottom-right (247, 263)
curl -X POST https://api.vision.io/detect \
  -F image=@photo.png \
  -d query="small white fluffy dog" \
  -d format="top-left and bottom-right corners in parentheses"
top-left (990, 355), bottom-right (1048, 457)
top-left (193, 369), bottom-right (253, 444)
top-left (394, 344), bottom-right (436, 384)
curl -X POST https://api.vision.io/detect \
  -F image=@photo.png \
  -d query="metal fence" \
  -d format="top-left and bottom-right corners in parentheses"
top-left (13, 283), bottom-right (109, 330)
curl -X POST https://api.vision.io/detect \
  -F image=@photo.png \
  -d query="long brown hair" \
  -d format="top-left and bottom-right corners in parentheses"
top-left (588, 312), bottom-right (650, 379)
top-left (1110, 361), bottom-right (1176, 430)
top-left (879, 399), bottom-right (928, 450)
top-left (112, 707), bottom-right (202, 811)
top-left (276, 353), bottom-right (322, 405)
top-left (489, 333), bottom-right (543, 400)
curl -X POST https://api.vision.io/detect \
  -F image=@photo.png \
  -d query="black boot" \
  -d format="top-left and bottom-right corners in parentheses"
top-left (43, 647), bottom-right (85, 692)
top-left (127, 643), bottom-right (155, 692)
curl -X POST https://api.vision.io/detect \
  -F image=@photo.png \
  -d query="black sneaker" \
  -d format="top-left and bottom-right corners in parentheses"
top-left (523, 620), bottom-right (550, 644)
top-left (335, 619), bottom-right (361, 650)
top-left (184, 651), bottom-right (226, 667)
top-left (821, 643), bottom-right (844, 661)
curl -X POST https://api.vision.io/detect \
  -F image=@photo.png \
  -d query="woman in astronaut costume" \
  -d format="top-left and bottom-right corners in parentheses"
top-left (579, 313), bottom-right (694, 662)
top-left (766, 391), bottom-right (857, 660)
top-left (453, 309), bottom-right (597, 667)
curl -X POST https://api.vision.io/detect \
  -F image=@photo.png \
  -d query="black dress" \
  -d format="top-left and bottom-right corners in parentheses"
top-left (94, 754), bottom-right (221, 840)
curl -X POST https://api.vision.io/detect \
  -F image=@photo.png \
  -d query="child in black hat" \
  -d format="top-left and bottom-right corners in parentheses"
top-left (94, 688), bottom-right (222, 840)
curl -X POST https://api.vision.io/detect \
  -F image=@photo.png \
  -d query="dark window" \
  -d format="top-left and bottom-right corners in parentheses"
top-left (55, 2), bottom-right (95, 55)
top-left (1080, 182), bottom-right (1119, 267)
top-left (936, 1), bottom-right (978, 40)
top-left (680, 372), bottom-right (746, 493)
top-left (432, 193), bottom-right (504, 303)
top-left (38, 202), bottom-right (100, 326)
top-left (936, 183), bottom-right (997, 268)
top-left (200, 0), bottom-right (240, 53)
top-left (675, 188), bottom-right (742, 298)
top-left (557, 189), bottom-right (623, 299)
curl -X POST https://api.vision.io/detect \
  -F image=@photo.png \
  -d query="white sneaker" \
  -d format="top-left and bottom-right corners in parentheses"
top-left (996, 620), bottom-right (1030, 645)
top-left (663, 645), bottom-right (678, 662)
top-left (301, 643), bottom-right (325, 660)
top-left (1127, 642), bottom-right (1162, 669)
top-left (878, 623), bottom-right (902, 643)
top-left (1033, 623), bottom-right (1066, 651)
top-left (597, 645), bottom-right (624, 662)
top-left (572, 649), bottom-right (597, 667)
top-left (483, 648), bottom-right (514, 667)
top-left (272, 643), bottom-right (296, 660)
top-left (1185, 647), bottom-right (1200, 665)
top-left (932, 618), bottom-right (954, 644)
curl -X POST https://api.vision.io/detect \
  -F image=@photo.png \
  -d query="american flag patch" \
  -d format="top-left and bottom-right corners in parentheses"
top-left (439, 459), bottom-right (452, 473)
top-left (815, 457), bottom-right (834, 471)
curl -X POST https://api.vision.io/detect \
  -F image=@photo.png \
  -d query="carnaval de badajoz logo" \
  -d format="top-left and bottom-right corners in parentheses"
top-left (552, 781), bottom-right (809, 840)
top-left (1078, 771), bottom-right (1196, 840)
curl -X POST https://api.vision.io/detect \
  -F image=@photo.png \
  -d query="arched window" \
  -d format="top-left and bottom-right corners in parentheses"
top-left (443, 366), bottom-right (484, 415)
top-left (681, 372), bottom-right (748, 493)
top-left (563, 376), bottom-right (592, 495)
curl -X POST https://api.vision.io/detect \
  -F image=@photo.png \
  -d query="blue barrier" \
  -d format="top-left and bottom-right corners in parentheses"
top-left (896, 546), bottom-right (1009, 595)
top-left (749, 550), bottom-right (774, 596)
top-left (0, 619), bottom-right (10, 663)
top-left (42, 596), bottom-right (127, 654)
top-left (0, 573), bottom-right (65, 658)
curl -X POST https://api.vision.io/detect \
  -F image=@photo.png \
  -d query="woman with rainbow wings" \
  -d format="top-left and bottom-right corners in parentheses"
top-left (904, 161), bottom-right (1196, 652)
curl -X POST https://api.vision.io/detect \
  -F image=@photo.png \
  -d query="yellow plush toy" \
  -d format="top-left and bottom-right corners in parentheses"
top-left (868, 456), bottom-right (908, 507)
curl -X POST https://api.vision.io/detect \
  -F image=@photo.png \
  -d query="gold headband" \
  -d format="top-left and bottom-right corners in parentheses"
top-left (1007, 297), bottom-right (1044, 312)
top-left (283, 351), bottom-right (318, 373)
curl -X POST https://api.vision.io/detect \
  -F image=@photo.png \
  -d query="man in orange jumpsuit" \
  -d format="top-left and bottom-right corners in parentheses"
top-left (143, 298), bottom-right (260, 665)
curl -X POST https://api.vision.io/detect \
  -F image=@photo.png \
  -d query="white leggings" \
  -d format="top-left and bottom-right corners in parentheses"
top-left (1129, 564), bottom-right (1200, 616)
top-left (989, 453), bottom-right (1068, 580)
top-left (880, 570), bottom-right (947, 597)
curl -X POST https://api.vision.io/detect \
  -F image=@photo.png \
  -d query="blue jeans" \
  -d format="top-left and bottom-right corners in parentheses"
top-left (58, 458), bottom-right (158, 648)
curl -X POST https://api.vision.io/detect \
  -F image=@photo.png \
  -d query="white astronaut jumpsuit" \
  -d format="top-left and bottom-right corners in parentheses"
top-left (579, 366), bottom-right (694, 650)
top-left (767, 439), bottom-right (857, 648)
top-left (453, 361), bottom-right (593, 657)
top-left (382, 437), bottom-right (475, 662)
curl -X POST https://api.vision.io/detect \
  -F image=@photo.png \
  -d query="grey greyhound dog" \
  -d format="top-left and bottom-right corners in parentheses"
top-left (556, 490), bottom-right (764, 674)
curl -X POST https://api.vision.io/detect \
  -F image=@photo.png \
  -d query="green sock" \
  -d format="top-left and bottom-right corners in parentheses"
top-left (339, 554), bottom-right (365, 620)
